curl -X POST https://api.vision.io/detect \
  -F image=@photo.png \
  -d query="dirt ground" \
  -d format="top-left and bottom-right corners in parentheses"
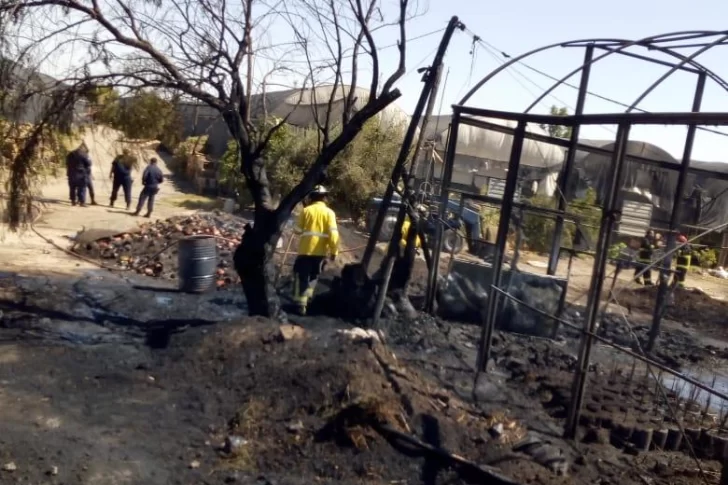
top-left (1, 126), bottom-right (200, 275)
top-left (3, 131), bottom-right (728, 484)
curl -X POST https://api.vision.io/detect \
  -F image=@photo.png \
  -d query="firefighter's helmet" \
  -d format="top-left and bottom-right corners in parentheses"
top-left (415, 204), bottom-right (428, 214)
top-left (311, 185), bottom-right (329, 195)
top-left (677, 234), bottom-right (688, 244)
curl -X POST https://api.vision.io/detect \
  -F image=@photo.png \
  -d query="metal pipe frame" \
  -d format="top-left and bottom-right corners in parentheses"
top-left (647, 72), bottom-right (708, 351)
top-left (424, 113), bottom-right (460, 314)
top-left (626, 34), bottom-right (728, 112)
top-left (459, 31), bottom-right (728, 108)
top-left (489, 284), bottom-right (728, 403)
top-left (565, 122), bottom-right (631, 439)
top-left (592, 45), bottom-right (701, 74)
top-left (360, 16), bottom-right (462, 276)
top-left (457, 114), bottom-right (728, 182)
top-left (437, 27), bottom-right (728, 446)
top-left (475, 121), bottom-right (527, 374)
top-left (547, 45), bottom-right (594, 277)
top-left (455, 105), bottom-right (728, 126)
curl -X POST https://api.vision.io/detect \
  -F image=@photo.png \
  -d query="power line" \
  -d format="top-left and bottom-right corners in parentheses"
top-left (255, 27), bottom-right (446, 66)
top-left (463, 27), bottom-right (616, 136)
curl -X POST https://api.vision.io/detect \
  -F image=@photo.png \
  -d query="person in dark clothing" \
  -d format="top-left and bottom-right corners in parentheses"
top-left (134, 157), bottom-right (164, 218)
top-left (109, 149), bottom-right (134, 210)
top-left (66, 144), bottom-right (91, 207)
top-left (634, 229), bottom-right (657, 285)
top-left (86, 177), bottom-right (97, 205)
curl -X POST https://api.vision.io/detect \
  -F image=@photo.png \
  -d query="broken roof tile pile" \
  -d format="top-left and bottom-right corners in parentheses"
top-left (73, 213), bottom-right (250, 290)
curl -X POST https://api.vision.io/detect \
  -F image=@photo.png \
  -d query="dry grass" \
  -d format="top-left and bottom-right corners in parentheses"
top-left (219, 397), bottom-right (268, 471)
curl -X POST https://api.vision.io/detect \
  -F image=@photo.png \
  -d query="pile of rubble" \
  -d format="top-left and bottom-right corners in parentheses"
top-left (73, 213), bottom-right (253, 289)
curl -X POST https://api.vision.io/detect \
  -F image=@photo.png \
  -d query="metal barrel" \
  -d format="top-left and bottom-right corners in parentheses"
top-left (177, 235), bottom-right (218, 293)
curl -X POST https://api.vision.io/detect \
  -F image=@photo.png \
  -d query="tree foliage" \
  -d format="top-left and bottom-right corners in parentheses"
top-left (541, 105), bottom-right (572, 139)
top-left (0, 0), bottom-right (419, 317)
top-left (521, 188), bottom-right (601, 253)
top-left (219, 118), bottom-right (406, 219)
top-left (90, 89), bottom-right (182, 150)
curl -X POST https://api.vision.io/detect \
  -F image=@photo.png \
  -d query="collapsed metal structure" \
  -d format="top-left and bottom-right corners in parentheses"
top-left (422, 31), bottom-right (728, 439)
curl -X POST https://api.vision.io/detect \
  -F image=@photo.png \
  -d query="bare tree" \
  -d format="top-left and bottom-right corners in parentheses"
top-left (0, 0), bottom-right (418, 318)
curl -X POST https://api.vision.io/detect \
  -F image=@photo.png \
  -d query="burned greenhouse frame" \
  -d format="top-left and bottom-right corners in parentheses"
top-left (422, 31), bottom-right (728, 441)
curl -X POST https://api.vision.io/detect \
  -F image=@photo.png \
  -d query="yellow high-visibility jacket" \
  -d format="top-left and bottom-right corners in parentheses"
top-left (400, 217), bottom-right (421, 250)
top-left (294, 201), bottom-right (340, 257)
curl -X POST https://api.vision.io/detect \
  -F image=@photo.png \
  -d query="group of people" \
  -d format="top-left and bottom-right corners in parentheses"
top-left (65, 144), bottom-right (165, 218)
top-left (634, 229), bottom-right (692, 288)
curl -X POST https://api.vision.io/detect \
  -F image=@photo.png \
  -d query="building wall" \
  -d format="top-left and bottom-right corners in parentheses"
top-left (177, 103), bottom-right (230, 156)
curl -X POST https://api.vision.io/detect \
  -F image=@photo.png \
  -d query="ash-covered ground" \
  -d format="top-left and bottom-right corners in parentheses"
top-left (1, 268), bottom-right (726, 485)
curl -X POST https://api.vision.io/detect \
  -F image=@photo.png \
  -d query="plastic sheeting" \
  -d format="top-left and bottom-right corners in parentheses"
top-left (425, 115), bottom-right (566, 168)
top-left (572, 140), bottom-right (728, 228)
top-left (536, 171), bottom-right (558, 197)
top-left (572, 140), bottom-right (679, 211)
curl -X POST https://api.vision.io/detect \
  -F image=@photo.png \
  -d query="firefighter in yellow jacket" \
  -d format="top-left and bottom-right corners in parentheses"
top-left (292, 185), bottom-right (339, 315)
top-left (391, 205), bottom-right (426, 290)
top-left (673, 234), bottom-right (692, 288)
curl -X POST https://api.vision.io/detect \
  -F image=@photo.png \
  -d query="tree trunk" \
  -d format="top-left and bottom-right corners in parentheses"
top-left (233, 216), bottom-right (284, 319)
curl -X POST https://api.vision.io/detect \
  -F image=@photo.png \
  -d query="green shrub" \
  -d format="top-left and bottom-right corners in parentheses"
top-left (171, 135), bottom-right (208, 178)
top-left (521, 188), bottom-right (601, 254)
top-left (608, 242), bottom-right (627, 260)
top-left (219, 118), bottom-right (406, 221)
top-left (694, 248), bottom-right (718, 269)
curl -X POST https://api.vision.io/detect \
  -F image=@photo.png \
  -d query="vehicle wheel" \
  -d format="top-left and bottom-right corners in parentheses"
top-left (443, 231), bottom-right (464, 254)
top-left (379, 214), bottom-right (399, 242)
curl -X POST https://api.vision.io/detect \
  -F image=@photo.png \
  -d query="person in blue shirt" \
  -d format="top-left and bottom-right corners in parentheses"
top-left (133, 157), bottom-right (164, 218)
top-left (109, 149), bottom-right (134, 210)
top-left (65, 143), bottom-right (91, 207)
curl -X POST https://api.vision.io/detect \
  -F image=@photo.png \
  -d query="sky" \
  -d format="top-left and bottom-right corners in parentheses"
top-left (374, 0), bottom-right (728, 162)
top-left (21, 0), bottom-right (728, 163)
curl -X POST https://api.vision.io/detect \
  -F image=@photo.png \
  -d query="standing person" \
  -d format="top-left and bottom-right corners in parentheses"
top-left (66, 143), bottom-right (91, 207)
top-left (65, 147), bottom-right (77, 205)
top-left (634, 229), bottom-right (657, 285)
top-left (673, 234), bottom-right (692, 288)
top-left (109, 149), bottom-right (134, 210)
top-left (391, 205), bottom-right (425, 289)
top-left (86, 171), bottom-right (97, 205)
top-left (291, 185), bottom-right (339, 315)
top-left (133, 157), bottom-right (164, 218)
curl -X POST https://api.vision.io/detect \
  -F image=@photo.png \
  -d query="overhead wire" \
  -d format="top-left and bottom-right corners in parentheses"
top-left (255, 27), bottom-right (446, 65)
top-left (473, 35), bottom-right (728, 140)
top-left (463, 27), bottom-right (616, 137)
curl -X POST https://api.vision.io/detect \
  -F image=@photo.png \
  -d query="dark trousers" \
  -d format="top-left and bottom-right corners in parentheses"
top-left (292, 255), bottom-right (325, 310)
top-left (674, 255), bottom-right (692, 287)
top-left (135, 186), bottom-right (159, 215)
top-left (634, 261), bottom-right (653, 285)
top-left (69, 179), bottom-right (87, 205)
top-left (111, 177), bottom-right (132, 207)
top-left (391, 246), bottom-right (416, 291)
top-left (86, 179), bottom-right (96, 203)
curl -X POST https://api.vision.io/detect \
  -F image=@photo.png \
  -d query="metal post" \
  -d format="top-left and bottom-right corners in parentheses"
top-left (475, 121), bottom-right (527, 373)
top-left (647, 72), bottom-right (706, 352)
top-left (372, 256), bottom-right (396, 329)
top-left (564, 122), bottom-right (631, 439)
top-left (425, 114), bottom-right (460, 313)
top-left (547, 45), bottom-right (595, 276)
top-left (360, 16), bottom-right (462, 275)
top-left (444, 194), bottom-right (467, 278)
top-left (379, 61), bottom-right (446, 284)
